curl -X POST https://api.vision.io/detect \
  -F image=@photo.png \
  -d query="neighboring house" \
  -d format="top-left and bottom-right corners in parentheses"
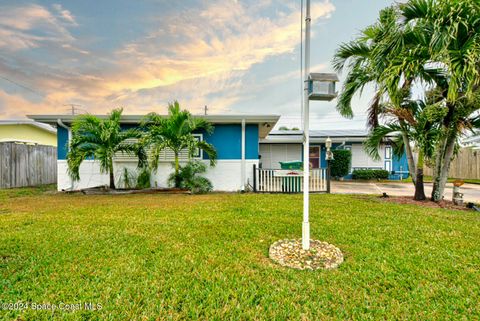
top-left (260, 129), bottom-right (409, 180)
top-left (28, 114), bottom-right (279, 191)
top-left (28, 114), bottom-right (409, 191)
top-left (463, 132), bottom-right (480, 149)
top-left (0, 120), bottom-right (57, 146)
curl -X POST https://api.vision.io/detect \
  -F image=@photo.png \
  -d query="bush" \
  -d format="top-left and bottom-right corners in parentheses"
top-left (330, 150), bottom-right (352, 178)
top-left (352, 169), bottom-right (389, 180)
top-left (137, 167), bottom-right (151, 189)
top-left (168, 160), bottom-right (213, 194)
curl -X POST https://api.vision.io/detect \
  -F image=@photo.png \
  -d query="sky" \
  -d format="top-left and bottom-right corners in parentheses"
top-left (0, 0), bottom-right (394, 129)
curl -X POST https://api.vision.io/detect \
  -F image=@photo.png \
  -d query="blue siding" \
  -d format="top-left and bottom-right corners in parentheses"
top-left (245, 124), bottom-right (259, 159)
top-left (202, 124), bottom-right (258, 160)
top-left (57, 123), bottom-right (259, 161)
top-left (58, 127), bottom-right (69, 160)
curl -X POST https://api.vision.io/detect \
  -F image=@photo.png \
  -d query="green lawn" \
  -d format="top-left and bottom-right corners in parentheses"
top-left (1, 188), bottom-right (479, 320)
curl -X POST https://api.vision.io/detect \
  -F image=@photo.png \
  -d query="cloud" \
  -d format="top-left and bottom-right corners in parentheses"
top-left (52, 4), bottom-right (78, 26)
top-left (0, 0), bottom-right (336, 118)
top-left (0, 3), bottom-right (76, 51)
top-left (108, 0), bottom-right (335, 93)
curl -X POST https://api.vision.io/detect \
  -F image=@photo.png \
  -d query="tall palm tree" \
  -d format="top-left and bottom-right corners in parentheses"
top-left (333, 7), bottom-right (422, 183)
top-left (142, 101), bottom-right (217, 187)
top-left (67, 108), bottom-right (146, 189)
top-left (400, 0), bottom-right (480, 201)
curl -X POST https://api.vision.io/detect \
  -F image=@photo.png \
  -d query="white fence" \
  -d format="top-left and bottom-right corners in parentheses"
top-left (254, 167), bottom-right (327, 193)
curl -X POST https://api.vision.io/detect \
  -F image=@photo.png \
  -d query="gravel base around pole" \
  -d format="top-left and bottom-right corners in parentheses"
top-left (269, 239), bottom-right (343, 270)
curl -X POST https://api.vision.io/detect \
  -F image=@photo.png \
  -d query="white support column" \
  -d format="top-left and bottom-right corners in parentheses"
top-left (241, 119), bottom-right (246, 191)
top-left (57, 119), bottom-right (73, 191)
top-left (302, 0), bottom-right (311, 250)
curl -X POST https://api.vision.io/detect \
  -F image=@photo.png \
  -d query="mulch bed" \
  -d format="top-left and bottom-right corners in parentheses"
top-left (378, 196), bottom-right (472, 211)
top-left (66, 187), bottom-right (191, 195)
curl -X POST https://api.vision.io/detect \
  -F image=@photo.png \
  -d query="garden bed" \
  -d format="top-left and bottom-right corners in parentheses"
top-left (378, 195), bottom-right (472, 211)
top-left (67, 186), bottom-right (190, 195)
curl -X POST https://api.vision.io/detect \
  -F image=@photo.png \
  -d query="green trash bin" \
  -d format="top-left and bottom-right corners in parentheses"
top-left (279, 161), bottom-right (303, 192)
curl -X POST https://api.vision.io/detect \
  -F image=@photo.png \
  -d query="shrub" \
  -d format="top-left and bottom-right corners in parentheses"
top-left (168, 160), bottom-right (213, 194)
top-left (330, 150), bottom-right (352, 178)
top-left (352, 169), bottom-right (389, 180)
top-left (137, 167), bottom-right (151, 189)
top-left (117, 167), bottom-right (137, 189)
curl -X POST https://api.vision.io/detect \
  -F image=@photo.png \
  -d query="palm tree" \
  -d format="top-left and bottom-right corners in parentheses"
top-left (67, 108), bottom-right (146, 189)
top-left (400, 0), bottom-right (480, 201)
top-left (142, 101), bottom-right (217, 187)
top-left (333, 7), bottom-right (422, 183)
top-left (364, 99), bottom-right (440, 200)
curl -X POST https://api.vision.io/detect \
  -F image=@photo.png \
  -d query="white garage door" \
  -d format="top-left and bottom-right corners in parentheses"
top-left (259, 144), bottom-right (302, 169)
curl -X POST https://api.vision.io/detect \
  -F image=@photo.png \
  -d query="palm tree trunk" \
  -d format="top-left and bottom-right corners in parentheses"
top-left (401, 130), bottom-right (416, 185)
top-left (109, 161), bottom-right (115, 189)
top-left (431, 128), bottom-right (456, 202)
top-left (414, 149), bottom-right (425, 200)
top-left (174, 152), bottom-right (180, 188)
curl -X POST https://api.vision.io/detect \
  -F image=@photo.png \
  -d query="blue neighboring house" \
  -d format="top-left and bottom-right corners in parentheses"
top-left (29, 114), bottom-right (408, 191)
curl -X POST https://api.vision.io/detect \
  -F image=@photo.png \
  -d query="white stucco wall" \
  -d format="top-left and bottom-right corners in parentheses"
top-left (57, 160), bottom-right (259, 192)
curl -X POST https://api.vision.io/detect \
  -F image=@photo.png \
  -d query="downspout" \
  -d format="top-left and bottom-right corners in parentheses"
top-left (241, 119), bottom-right (246, 192)
top-left (57, 119), bottom-right (73, 191)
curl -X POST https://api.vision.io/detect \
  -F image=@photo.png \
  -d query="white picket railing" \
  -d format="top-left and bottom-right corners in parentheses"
top-left (254, 168), bottom-right (327, 193)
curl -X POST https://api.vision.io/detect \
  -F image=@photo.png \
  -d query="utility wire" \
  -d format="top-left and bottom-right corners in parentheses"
top-left (0, 75), bottom-right (45, 98)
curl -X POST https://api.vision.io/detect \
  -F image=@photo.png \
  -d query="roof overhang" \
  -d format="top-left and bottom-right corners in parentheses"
top-left (260, 136), bottom-right (368, 144)
top-left (27, 114), bottom-right (280, 138)
top-left (0, 120), bottom-right (56, 133)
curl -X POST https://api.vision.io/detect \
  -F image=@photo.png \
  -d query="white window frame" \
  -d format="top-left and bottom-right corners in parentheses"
top-left (385, 146), bottom-right (392, 159)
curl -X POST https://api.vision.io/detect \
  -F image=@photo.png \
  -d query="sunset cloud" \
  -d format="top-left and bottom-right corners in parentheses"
top-left (0, 0), bottom-right (336, 118)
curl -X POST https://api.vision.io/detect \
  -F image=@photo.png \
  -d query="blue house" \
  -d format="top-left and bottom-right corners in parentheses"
top-left (29, 114), bottom-right (408, 191)
top-left (29, 114), bottom-right (279, 191)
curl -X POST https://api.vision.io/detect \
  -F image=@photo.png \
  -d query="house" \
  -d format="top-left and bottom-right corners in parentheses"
top-left (0, 120), bottom-right (57, 146)
top-left (260, 129), bottom-right (409, 180)
top-left (28, 114), bottom-right (408, 192)
top-left (28, 114), bottom-right (279, 191)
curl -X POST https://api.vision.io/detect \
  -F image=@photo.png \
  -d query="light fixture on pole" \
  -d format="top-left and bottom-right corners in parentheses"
top-left (302, 0), bottom-right (338, 250)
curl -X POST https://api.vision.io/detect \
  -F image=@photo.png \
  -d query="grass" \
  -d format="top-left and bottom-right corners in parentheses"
top-left (1, 188), bottom-right (479, 320)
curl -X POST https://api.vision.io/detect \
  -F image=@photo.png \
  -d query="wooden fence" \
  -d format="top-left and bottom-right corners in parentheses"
top-left (0, 142), bottom-right (57, 188)
top-left (424, 148), bottom-right (480, 179)
top-left (254, 167), bottom-right (327, 193)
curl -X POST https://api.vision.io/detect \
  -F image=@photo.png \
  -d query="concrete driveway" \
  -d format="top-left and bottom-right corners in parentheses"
top-left (331, 181), bottom-right (480, 203)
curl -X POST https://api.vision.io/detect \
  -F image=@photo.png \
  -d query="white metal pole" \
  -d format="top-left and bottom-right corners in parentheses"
top-left (302, 0), bottom-right (311, 250)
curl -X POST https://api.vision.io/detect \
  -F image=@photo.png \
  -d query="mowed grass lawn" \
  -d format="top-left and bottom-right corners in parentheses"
top-left (1, 187), bottom-right (479, 320)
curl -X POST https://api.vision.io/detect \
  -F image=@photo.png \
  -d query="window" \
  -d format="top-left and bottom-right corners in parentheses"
top-left (114, 134), bottom-right (204, 162)
top-left (385, 160), bottom-right (392, 172)
top-left (309, 146), bottom-right (320, 169)
top-left (385, 146), bottom-right (392, 159)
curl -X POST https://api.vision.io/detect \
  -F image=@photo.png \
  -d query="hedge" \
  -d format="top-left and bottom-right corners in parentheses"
top-left (330, 150), bottom-right (352, 178)
top-left (352, 169), bottom-right (389, 180)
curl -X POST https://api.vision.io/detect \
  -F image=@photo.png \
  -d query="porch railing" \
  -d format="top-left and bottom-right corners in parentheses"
top-left (253, 165), bottom-right (328, 193)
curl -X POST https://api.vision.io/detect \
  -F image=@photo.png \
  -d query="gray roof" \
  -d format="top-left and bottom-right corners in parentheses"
top-left (269, 129), bottom-right (369, 137)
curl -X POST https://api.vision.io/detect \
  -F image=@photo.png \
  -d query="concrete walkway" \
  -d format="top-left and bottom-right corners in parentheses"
top-left (331, 181), bottom-right (480, 203)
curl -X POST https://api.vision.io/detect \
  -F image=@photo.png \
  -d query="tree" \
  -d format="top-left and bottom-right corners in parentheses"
top-left (67, 108), bottom-right (146, 189)
top-left (142, 101), bottom-right (217, 187)
top-left (400, 0), bottom-right (480, 201)
top-left (364, 99), bottom-right (440, 200)
top-left (333, 7), bottom-right (422, 185)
